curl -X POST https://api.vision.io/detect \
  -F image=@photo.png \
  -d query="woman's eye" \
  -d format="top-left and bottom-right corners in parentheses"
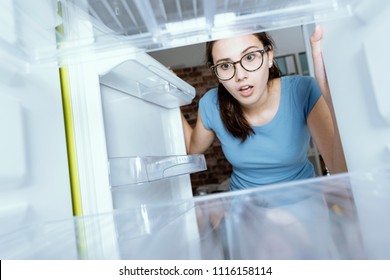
top-left (244, 53), bottom-right (256, 61)
top-left (220, 63), bottom-right (232, 70)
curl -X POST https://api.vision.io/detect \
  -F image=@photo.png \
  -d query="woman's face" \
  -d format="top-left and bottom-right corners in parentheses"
top-left (211, 34), bottom-right (274, 107)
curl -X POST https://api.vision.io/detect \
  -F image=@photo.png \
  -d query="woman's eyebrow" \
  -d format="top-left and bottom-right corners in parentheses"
top-left (241, 45), bottom-right (261, 54)
top-left (214, 45), bottom-right (261, 64)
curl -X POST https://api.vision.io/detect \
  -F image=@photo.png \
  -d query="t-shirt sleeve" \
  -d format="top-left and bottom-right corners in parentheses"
top-left (293, 76), bottom-right (322, 119)
top-left (199, 88), bottom-right (218, 131)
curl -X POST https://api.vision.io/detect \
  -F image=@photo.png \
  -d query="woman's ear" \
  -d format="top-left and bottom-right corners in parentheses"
top-left (268, 49), bottom-right (274, 68)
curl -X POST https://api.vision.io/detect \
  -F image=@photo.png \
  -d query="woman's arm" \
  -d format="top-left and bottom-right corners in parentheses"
top-left (308, 25), bottom-right (347, 174)
top-left (181, 110), bottom-right (215, 154)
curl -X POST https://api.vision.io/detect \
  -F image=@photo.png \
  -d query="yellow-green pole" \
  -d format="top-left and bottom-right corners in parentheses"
top-left (59, 67), bottom-right (83, 217)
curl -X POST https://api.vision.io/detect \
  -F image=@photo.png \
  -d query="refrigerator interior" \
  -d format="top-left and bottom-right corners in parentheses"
top-left (2, 0), bottom-right (390, 259)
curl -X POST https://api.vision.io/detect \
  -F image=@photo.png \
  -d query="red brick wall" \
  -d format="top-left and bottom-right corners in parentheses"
top-left (175, 66), bottom-right (232, 192)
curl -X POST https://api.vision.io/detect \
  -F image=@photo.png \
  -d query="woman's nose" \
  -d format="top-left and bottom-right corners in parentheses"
top-left (234, 63), bottom-right (248, 81)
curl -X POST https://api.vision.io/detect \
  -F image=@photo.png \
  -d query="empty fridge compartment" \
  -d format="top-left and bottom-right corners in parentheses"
top-left (108, 154), bottom-right (207, 187)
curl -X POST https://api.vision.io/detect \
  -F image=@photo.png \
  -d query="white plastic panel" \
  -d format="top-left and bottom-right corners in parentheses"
top-left (0, 57), bottom-right (73, 235)
top-left (363, 25), bottom-right (390, 125)
top-left (0, 0), bottom-right (17, 44)
top-left (0, 202), bottom-right (30, 236)
top-left (0, 95), bottom-right (26, 187)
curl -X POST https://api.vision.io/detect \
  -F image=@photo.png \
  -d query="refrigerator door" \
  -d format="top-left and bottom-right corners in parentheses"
top-left (320, 1), bottom-right (390, 174)
top-left (0, 0), bottom-right (74, 236)
top-left (98, 50), bottom-right (204, 209)
top-left (60, 42), bottom-right (201, 214)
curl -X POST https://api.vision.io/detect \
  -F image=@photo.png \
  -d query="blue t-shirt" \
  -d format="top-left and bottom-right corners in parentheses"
top-left (199, 76), bottom-right (322, 191)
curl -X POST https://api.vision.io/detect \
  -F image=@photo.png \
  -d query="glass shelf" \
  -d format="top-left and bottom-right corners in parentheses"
top-left (1, 168), bottom-right (389, 259)
top-left (108, 154), bottom-right (207, 187)
top-left (59, 0), bottom-right (360, 50)
top-left (0, 0), bottom-right (362, 66)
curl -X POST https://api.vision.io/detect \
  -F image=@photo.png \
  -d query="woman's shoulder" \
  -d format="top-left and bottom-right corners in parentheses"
top-left (199, 87), bottom-right (220, 129)
top-left (200, 87), bottom-right (218, 105)
top-left (282, 75), bottom-right (315, 86)
top-left (281, 75), bottom-right (321, 113)
top-left (202, 87), bottom-right (218, 98)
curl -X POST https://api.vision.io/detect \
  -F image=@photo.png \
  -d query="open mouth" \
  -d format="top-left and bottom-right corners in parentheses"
top-left (239, 85), bottom-right (253, 96)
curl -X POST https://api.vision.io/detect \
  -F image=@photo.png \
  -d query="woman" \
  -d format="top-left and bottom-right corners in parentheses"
top-left (181, 26), bottom-right (347, 191)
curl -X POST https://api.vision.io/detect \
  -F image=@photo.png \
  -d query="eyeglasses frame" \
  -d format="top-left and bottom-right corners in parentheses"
top-left (210, 45), bottom-right (271, 81)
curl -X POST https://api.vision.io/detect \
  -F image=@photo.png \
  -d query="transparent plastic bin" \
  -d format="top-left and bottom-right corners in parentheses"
top-left (1, 168), bottom-right (389, 259)
top-left (109, 154), bottom-right (207, 187)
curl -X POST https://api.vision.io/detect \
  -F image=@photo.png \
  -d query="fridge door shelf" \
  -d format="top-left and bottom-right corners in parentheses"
top-left (138, 82), bottom-right (193, 108)
top-left (100, 53), bottom-right (195, 108)
top-left (108, 154), bottom-right (207, 187)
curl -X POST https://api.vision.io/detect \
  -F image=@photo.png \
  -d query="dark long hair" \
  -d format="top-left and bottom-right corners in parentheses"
top-left (206, 32), bottom-right (282, 142)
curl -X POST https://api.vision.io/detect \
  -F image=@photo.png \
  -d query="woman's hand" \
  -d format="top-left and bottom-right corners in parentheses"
top-left (310, 25), bottom-right (323, 58)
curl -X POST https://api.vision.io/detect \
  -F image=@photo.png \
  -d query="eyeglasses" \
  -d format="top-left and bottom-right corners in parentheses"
top-left (210, 45), bottom-right (271, 81)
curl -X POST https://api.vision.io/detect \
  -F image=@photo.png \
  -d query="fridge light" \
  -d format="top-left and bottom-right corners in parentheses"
top-left (214, 12), bottom-right (237, 27)
top-left (164, 17), bottom-right (207, 35)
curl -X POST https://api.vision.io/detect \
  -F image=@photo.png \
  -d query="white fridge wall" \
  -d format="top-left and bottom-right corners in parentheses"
top-left (322, 1), bottom-right (390, 173)
top-left (0, 63), bottom-right (73, 235)
top-left (0, 0), bottom-right (73, 235)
